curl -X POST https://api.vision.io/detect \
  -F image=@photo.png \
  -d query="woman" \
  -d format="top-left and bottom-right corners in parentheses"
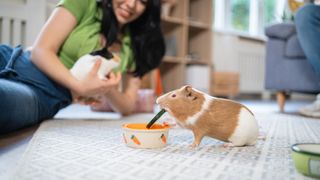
top-left (0, 0), bottom-right (165, 134)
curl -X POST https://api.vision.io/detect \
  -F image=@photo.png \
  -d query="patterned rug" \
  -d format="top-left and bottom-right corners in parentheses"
top-left (10, 113), bottom-right (320, 180)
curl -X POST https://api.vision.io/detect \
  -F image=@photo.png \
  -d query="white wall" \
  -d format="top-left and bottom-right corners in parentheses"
top-left (0, 0), bottom-right (58, 47)
top-left (212, 31), bottom-right (266, 94)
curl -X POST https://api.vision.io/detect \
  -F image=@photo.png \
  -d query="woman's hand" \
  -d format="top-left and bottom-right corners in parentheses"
top-left (72, 59), bottom-right (121, 101)
top-left (90, 73), bottom-right (141, 115)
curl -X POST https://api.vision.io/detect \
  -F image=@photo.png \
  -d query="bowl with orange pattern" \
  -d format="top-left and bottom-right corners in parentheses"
top-left (122, 123), bottom-right (170, 149)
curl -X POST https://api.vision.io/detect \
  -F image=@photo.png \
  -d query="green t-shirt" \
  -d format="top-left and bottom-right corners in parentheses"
top-left (57, 0), bottom-right (135, 72)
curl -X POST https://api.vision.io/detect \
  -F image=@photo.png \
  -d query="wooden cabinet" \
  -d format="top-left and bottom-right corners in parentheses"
top-left (159, 0), bottom-right (213, 93)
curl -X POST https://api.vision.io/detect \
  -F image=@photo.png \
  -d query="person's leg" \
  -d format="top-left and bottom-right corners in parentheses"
top-left (295, 4), bottom-right (320, 117)
top-left (295, 4), bottom-right (320, 75)
top-left (0, 44), bottom-right (13, 70)
top-left (0, 79), bottom-right (40, 134)
top-left (0, 44), bottom-right (39, 133)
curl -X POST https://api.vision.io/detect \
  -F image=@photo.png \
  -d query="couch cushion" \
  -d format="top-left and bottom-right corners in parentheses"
top-left (265, 22), bottom-right (296, 40)
top-left (285, 34), bottom-right (306, 58)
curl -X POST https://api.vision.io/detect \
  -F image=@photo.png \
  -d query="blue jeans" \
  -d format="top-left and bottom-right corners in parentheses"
top-left (0, 44), bottom-right (72, 134)
top-left (295, 4), bottom-right (320, 76)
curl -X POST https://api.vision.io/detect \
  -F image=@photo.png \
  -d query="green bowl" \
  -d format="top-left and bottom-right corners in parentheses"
top-left (291, 143), bottom-right (320, 178)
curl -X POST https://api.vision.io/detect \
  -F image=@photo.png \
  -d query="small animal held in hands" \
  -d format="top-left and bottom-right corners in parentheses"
top-left (70, 48), bottom-right (120, 103)
top-left (70, 48), bottom-right (120, 80)
top-left (156, 85), bottom-right (259, 147)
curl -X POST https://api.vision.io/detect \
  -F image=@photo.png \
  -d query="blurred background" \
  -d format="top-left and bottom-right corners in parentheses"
top-left (0, 0), bottom-right (316, 108)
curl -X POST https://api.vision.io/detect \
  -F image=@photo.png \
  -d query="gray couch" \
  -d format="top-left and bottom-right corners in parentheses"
top-left (265, 22), bottom-right (320, 112)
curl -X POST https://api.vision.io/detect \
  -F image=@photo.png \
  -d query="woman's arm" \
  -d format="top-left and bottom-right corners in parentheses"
top-left (103, 74), bottom-right (141, 115)
top-left (30, 7), bottom-right (120, 97)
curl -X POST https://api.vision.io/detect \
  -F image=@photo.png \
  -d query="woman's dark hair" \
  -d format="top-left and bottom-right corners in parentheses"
top-left (97, 0), bottom-right (165, 77)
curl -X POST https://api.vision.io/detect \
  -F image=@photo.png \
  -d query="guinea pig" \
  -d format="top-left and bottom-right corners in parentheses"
top-left (70, 48), bottom-right (120, 80)
top-left (156, 85), bottom-right (259, 147)
top-left (70, 48), bottom-right (120, 103)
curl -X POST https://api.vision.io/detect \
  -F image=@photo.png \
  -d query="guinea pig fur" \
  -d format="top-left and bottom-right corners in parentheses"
top-left (70, 50), bottom-right (120, 80)
top-left (156, 85), bottom-right (259, 147)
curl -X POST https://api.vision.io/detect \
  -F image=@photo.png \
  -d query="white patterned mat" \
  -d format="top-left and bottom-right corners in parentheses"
top-left (10, 113), bottom-right (320, 180)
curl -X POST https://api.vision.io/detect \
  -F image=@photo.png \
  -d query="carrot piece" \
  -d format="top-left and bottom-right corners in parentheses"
top-left (160, 134), bottom-right (166, 144)
top-left (131, 135), bottom-right (141, 145)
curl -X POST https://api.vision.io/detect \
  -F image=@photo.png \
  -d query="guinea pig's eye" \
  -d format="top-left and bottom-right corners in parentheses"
top-left (187, 92), bottom-right (192, 97)
top-left (171, 94), bottom-right (176, 98)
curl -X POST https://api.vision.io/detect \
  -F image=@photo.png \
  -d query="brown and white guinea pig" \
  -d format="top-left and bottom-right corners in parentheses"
top-left (156, 85), bottom-right (259, 147)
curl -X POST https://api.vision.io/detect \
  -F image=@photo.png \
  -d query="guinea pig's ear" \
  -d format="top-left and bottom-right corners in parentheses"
top-left (183, 85), bottom-right (192, 93)
top-left (90, 48), bottom-right (113, 59)
top-left (183, 85), bottom-right (197, 100)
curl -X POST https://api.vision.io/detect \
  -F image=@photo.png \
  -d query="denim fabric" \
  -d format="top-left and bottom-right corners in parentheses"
top-left (0, 44), bottom-right (72, 134)
top-left (296, 4), bottom-right (320, 76)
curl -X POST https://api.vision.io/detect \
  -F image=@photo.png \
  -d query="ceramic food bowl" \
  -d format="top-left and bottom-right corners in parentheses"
top-left (122, 123), bottom-right (169, 149)
top-left (291, 143), bottom-right (320, 178)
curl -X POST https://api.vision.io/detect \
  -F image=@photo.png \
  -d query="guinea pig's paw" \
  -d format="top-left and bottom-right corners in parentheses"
top-left (221, 142), bottom-right (235, 148)
top-left (163, 118), bottom-right (178, 128)
top-left (189, 142), bottom-right (200, 149)
top-left (163, 121), bottom-right (177, 128)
